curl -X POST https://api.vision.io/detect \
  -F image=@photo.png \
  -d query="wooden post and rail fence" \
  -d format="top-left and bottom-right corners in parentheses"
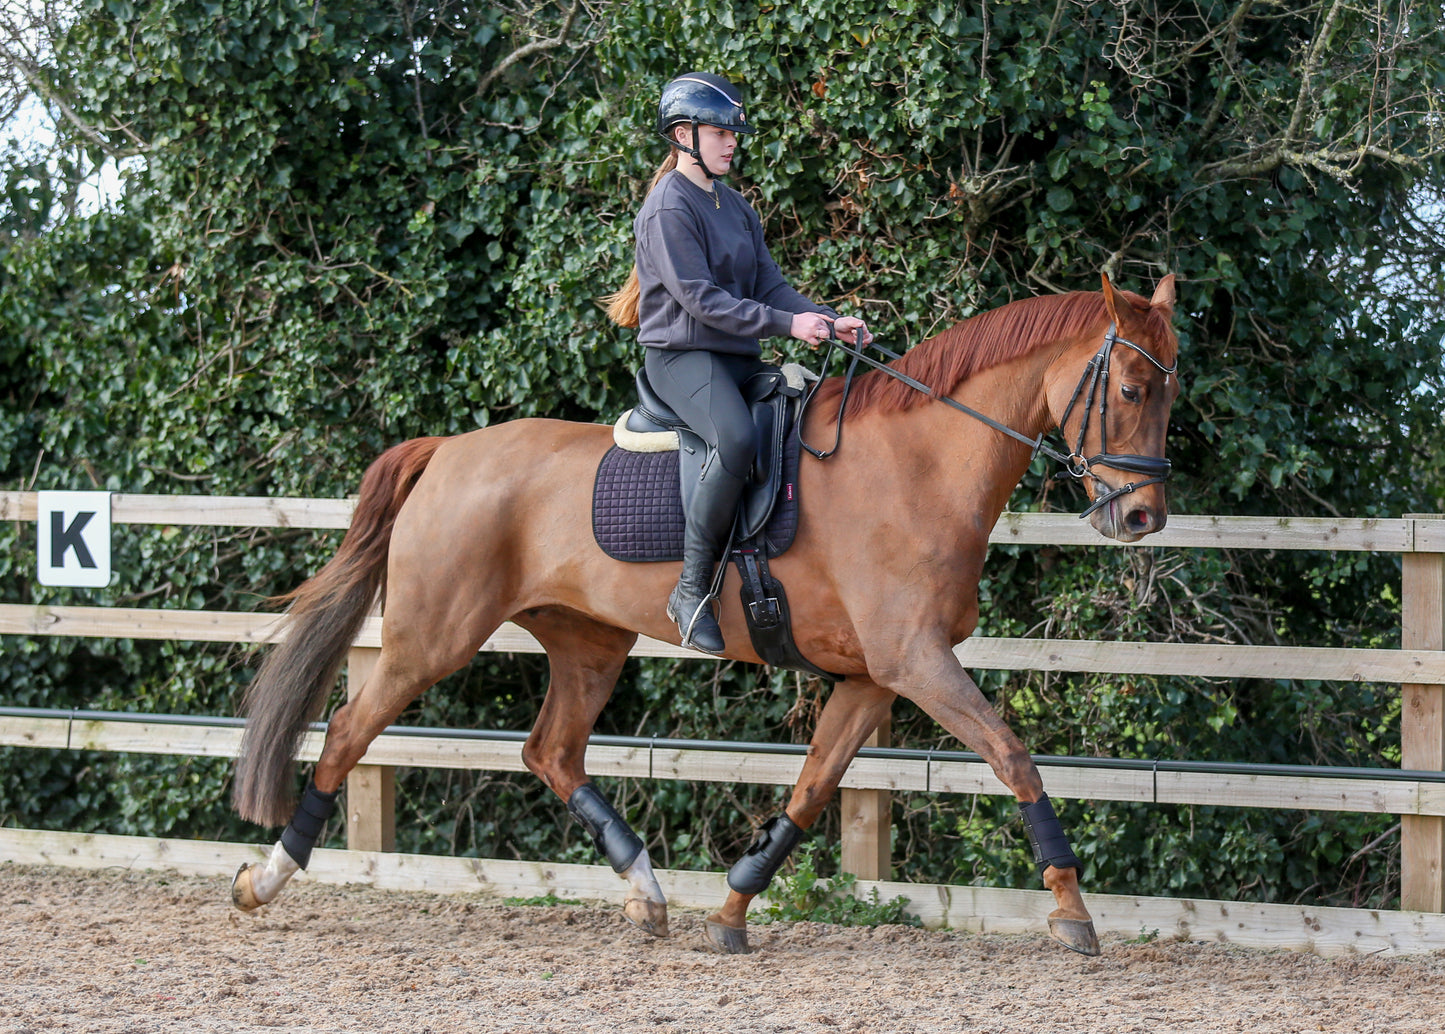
top-left (1, 491), bottom-right (1444, 951)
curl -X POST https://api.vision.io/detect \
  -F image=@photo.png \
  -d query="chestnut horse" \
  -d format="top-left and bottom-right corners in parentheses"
top-left (231, 273), bottom-right (1180, 957)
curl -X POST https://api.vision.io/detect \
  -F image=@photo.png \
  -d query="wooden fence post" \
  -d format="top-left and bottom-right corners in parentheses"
top-left (344, 642), bottom-right (395, 852)
top-left (1402, 514), bottom-right (1445, 913)
top-left (840, 716), bottom-right (892, 881)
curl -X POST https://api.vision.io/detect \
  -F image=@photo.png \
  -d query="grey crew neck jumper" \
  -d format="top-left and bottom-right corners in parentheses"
top-left (634, 171), bottom-right (835, 358)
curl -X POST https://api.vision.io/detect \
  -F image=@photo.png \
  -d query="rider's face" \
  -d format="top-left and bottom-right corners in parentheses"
top-left (674, 123), bottom-right (738, 177)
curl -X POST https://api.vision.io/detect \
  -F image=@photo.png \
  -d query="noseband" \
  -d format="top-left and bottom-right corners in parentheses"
top-left (799, 322), bottom-right (1178, 520)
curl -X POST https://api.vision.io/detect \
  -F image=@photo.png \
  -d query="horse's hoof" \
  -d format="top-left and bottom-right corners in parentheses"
top-left (1048, 915), bottom-right (1101, 956)
top-left (623, 898), bottom-right (670, 938)
top-left (703, 919), bottom-right (751, 955)
top-left (231, 863), bottom-right (263, 912)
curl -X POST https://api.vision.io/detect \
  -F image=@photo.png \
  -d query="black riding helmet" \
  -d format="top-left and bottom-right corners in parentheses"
top-left (656, 72), bottom-right (757, 179)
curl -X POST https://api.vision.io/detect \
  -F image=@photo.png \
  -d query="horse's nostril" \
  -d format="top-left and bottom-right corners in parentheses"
top-left (1126, 508), bottom-right (1151, 532)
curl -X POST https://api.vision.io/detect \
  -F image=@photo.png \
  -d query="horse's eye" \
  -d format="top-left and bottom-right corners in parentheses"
top-left (1120, 384), bottom-right (1141, 403)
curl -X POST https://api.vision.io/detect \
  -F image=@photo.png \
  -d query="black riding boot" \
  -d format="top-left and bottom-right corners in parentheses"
top-left (668, 465), bottom-right (744, 655)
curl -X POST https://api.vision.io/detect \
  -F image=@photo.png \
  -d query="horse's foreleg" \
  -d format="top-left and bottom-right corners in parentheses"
top-left (894, 651), bottom-right (1098, 956)
top-left (705, 677), bottom-right (895, 955)
top-left (514, 610), bottom-right (668, 935)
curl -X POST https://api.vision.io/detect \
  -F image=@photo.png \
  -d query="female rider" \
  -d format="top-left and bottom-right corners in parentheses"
top-left (606, 71), bottom-right (871, 654)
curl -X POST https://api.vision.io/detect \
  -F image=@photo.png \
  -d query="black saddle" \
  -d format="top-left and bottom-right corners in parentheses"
top-left (624, 365), bottom-right (800, 541)
top-left (592, 363), bottom-right (841, 681)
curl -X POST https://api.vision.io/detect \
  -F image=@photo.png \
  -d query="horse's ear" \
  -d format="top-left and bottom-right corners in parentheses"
top-left (1100, 272), bottom-right (1127, 326)
top-left (1150, 274), bottom-right (1177, 312)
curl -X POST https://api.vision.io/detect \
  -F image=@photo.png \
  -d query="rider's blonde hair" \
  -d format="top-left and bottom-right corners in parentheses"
top-left (602, 150), bottom-right (680, 328)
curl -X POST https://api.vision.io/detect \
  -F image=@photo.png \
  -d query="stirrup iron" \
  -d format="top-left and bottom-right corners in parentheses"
top-left (674, 592), bottom-right (715, 649)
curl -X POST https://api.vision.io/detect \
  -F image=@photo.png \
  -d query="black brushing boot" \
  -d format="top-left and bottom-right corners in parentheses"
top-left (668, 464), bottom-right (744, 655)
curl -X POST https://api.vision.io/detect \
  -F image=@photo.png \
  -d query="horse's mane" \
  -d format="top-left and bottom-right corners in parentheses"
top-left (811, 288), bottom-right (1175, 421)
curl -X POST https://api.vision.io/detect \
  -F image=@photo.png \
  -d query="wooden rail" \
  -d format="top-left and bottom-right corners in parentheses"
top-left (2, 492), bottom-right (1443, 931)
top-left (7, 827), bottom-right (1444, 955)
top-left (0, 490), bottom-right (1425, 548)
top-left (4, 605), bottom-right (1442, 682)
top-left (3, 709), bottom-right (1444, 815)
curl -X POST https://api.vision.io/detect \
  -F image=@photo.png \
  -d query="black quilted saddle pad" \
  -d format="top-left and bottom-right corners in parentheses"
top-left (592, 433), bottom-right (803, 563)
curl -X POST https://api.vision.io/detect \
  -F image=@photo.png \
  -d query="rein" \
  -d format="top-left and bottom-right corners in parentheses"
top-left (797, 322), bottom-right (1178, 519)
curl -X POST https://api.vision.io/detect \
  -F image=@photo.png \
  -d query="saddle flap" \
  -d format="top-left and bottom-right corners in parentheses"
top-left (737, 391), bottom-right (790, 540)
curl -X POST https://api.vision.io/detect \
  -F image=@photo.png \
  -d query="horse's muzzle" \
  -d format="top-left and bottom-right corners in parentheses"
top-left (1084, 476), bottom-right (1168, 542)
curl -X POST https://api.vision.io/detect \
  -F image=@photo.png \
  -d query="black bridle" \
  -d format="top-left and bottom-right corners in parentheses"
top-left (797, 322), bottom-right (1178, 520)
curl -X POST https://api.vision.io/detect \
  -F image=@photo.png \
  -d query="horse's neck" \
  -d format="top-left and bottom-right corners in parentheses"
top-left (954, 344), bottom-right (1058, 442)
top-left (893, 344), bottom-right (1061, 528)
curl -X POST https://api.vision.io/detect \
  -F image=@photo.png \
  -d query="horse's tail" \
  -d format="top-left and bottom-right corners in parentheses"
top-left (232, 436), bottom-right (449, 827)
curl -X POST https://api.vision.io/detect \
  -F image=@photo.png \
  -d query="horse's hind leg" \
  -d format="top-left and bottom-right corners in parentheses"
top-left (512, 609), bottom-right (669, 936)
top-left (232, 605), bottom-right (502, 911)
top-left (704, 676), bottom-right (896, 954)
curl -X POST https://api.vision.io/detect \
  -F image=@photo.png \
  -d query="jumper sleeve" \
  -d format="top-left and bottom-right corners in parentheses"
top-left (749, 216), bottom-right (839, 319)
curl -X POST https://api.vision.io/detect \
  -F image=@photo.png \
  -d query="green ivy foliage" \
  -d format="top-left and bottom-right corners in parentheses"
top-left (1, 0), bottom-right (1442, 910)
top-left (757, 847), bottom-right (922, 927)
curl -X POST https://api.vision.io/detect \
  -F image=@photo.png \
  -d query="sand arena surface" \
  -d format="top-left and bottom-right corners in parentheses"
top-left (2, 864), bottom-right (1444, 1033)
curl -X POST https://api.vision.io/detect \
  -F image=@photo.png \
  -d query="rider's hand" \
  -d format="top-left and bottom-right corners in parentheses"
top-left (832, 315), bottom-right (873, 347)
top-left (790, 311), bottom-right (833, 347)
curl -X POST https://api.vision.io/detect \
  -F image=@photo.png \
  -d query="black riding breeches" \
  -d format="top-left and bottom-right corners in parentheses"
top-left (643, 348), bottom-right (764, 480)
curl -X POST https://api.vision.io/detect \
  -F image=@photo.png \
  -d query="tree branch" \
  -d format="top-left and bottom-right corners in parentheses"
top-left (476, 0), bottom-right (585, 97)
top-left (0, 35), bottom-right (148, 158)
top-left (1195, 0), bottom-right (1256, 145)
top-left (1198, 0), bottom-right (1442, 184)
top-left (1284, 0), bottom-right (1345, 144)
